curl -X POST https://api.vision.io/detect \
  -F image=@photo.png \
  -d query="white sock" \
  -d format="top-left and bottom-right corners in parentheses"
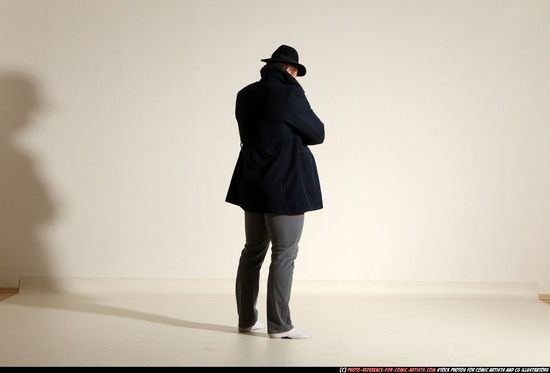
top-left (269, 327), bottom-right (311, 339)
top-left (238, 321), bottom-right (265, 333)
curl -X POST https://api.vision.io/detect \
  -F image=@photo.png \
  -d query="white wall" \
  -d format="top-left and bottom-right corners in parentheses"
top-left (1, 0), bottom-right (549, 292)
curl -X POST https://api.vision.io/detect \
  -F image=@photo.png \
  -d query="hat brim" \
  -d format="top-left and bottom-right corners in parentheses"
top-left (261, 58), bottom-right (306, 76)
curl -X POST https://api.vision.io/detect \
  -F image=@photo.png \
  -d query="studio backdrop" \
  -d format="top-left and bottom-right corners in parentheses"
top-left (1, 0), bottom-right (549, 292)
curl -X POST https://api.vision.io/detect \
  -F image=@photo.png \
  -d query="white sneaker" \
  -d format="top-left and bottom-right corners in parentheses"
top-left (269, 327), bottom-right (311, 339)
top-left (238, 321), bottom-right (265, 333)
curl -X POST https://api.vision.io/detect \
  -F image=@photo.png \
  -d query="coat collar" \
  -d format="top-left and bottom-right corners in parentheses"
top-left (260, 67), bottom-right (303, 90)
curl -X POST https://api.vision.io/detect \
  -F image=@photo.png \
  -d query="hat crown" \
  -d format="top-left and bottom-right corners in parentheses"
top-left (271, 45), bottom-right (299, 64)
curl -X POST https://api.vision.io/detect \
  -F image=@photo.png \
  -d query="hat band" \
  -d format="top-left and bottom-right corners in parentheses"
top-left (272, 53), bottom-right (298, 64)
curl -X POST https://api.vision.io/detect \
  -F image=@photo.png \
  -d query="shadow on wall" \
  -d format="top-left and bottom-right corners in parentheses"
top-left (0, 70), bottom-right (56, 288)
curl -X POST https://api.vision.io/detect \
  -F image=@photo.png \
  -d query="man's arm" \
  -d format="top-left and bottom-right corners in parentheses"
top-left (285, 86), bottom-right (325, 145)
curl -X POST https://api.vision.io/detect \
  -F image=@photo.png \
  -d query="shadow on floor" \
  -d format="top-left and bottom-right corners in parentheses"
top-left (3, 291), bottom-right (269, 338)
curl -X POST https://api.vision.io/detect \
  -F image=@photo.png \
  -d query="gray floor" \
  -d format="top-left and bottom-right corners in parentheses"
top-left (1, 278), bottom-right (549, 367)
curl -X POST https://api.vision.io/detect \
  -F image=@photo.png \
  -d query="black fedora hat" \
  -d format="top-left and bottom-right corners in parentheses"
top-left (261, 45), bottom-right (306, 76)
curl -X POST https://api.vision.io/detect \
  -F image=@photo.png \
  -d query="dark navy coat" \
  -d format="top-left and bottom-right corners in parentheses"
top-left (225, 67), bottom-right (325, 214)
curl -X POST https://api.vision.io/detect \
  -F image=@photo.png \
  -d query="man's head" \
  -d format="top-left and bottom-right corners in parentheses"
top-left (261, 45), bottom-right (306, 77)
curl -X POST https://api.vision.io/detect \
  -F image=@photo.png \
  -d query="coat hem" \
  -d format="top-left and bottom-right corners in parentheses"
top-left (225, 201), bottom-right (323, 215)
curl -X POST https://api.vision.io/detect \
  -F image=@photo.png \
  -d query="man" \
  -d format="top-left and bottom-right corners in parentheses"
top-left (226, 45), bottom-right (325, 339)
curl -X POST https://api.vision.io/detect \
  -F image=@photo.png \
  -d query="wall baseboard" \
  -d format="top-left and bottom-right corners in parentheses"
top-left (2, 281), bottom-right (550, 301)
top-left (0, 287), bottom-right (18, 293)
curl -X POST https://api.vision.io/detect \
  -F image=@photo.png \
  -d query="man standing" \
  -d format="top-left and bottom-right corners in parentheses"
top-left (226, 45), bottom-right (325, 339)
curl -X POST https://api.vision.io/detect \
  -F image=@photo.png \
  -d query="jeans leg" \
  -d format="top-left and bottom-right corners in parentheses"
top-left (265, 213), bottom-right (304, 334)
top-left (236, 211), bottom-right (270, 328)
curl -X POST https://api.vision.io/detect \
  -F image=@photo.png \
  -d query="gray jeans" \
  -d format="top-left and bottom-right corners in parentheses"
top-left (236, 211), bottom-right (305, 334)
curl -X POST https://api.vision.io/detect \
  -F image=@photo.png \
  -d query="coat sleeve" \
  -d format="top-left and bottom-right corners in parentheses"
top-left (285, 86), bottom-right (325, 145)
